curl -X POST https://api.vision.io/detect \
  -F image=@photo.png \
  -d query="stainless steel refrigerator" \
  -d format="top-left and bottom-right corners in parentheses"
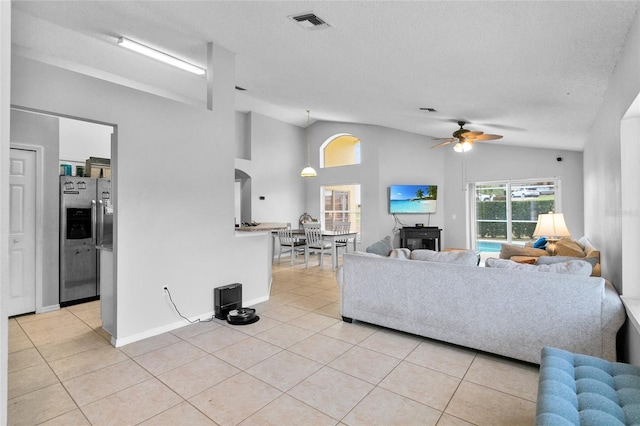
top-left (59, 176), bottom-right (113, 305)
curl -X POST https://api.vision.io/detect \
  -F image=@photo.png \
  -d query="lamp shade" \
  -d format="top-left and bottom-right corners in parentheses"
top-left (533, 213), bottom-right (571, 238)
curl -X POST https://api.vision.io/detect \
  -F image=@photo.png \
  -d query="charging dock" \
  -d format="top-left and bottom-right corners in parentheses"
top-left (213, 283), bottom-right (259, 325)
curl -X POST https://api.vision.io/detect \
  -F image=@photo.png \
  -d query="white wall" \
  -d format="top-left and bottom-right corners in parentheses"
top-left (235, 111), bottom-right (250, 161)
top-left (303, 120), bottom-right (584, 251)
top-left (246, 112), bottom-right (306, 226)
top-left (584, 13), bottom-right (640, 293)
top-left (1, 2), bottom-right (11, 422)
top-left (376, 126), bottom-right (446, 246)
top-left (583, 9), bottom-right (640, 363)
top-left (443, 143), bottom-right (584, 249)
top-left (9, 51), bottom-right (273, 344)
top-left (621, 115), bottom-right (640, 298)
top-left (303, 121), bottom-right (447, 249)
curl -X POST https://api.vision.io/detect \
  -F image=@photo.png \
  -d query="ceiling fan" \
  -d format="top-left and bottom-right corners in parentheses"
top-left (431, 121), bottom-right (503, 152)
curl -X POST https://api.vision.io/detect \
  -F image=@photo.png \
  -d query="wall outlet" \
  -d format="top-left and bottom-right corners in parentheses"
top-left (162, 286), bottom-right (168, 296)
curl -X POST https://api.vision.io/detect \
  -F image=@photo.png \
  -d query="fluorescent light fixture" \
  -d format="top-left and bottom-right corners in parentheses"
top-left (117, 37), bottom-right (206, 75)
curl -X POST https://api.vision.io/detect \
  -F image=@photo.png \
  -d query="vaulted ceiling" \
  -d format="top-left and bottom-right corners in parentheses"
top-left (11, 1), bottom-right (640, 151)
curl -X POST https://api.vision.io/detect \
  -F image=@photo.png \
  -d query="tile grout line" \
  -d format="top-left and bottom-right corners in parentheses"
top-left (9, 264), bottom-right (537, 425)
top-left (20, 307), bottom-right (102, 425)
top-left (437, 352), bottom-right (479, 422)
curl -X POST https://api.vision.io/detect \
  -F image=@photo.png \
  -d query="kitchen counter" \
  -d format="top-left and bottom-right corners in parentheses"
top-left (236, 222), bottom-right (288, 232)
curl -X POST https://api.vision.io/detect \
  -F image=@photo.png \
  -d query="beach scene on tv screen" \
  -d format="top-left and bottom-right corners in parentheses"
top-left (389, 185), bottom-right (437, 213)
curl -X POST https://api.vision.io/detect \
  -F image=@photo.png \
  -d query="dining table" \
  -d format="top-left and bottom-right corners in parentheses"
top-left (276, 228), bottom-right (358, 270)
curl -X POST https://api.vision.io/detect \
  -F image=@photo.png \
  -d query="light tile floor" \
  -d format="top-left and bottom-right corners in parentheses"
top-left (8, 258), bottom-right (539, 425)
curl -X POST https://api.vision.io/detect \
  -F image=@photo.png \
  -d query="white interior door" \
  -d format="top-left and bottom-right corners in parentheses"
top-left (8, 148), bottom-right (37, 316)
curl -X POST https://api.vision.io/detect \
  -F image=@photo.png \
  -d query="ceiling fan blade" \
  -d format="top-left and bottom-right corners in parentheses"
top-left (475, 134), bottom-right (503, 141)
top-left (480, 123), bottom-right (525, 131)
top-left (430, 137), bottom-right (457, 141)
top-left (431, 139), bottom-right (456, 148)
top-left (460, 131), bottom-right (483, 138)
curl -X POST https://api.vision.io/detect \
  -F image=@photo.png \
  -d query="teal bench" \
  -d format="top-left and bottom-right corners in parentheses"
top-left (536, 347), bottom-right (640, 425)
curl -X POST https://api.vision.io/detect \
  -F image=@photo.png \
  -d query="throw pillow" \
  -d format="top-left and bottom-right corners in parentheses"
top-left (410, 249), bottom-right (479, 266)
top-left (485, 258), bottom-right (592, 276)
top-left (499, 244), bottom-right (548, 259)
top-left (554, 237), bottom-right (586, 257)
top-left (510, 256), bottom-right (537, 264)
top-left (366, 236), bottom-right (393, 256)
top-left (388, 248), bottom-right (411, 260)
top-left (536, 255), bottom-right (598, 268)
top-left (533, 237), bottom-right (548, 249)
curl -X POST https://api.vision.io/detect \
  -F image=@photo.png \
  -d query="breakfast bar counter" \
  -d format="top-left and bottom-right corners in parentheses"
top-left (235, 222), bottom-right (288, 232)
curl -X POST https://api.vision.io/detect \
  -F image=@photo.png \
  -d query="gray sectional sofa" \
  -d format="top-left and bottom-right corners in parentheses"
top-left (337, 252), bottom-right (626, 364)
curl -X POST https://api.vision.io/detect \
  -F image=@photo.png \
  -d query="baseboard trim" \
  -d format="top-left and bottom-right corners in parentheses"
top-left (111, 294), bottom-right (271, 348)
top-left (112, 311), bottom-right (216, 347)
top-left (37, 304), bottom-right (60, 314)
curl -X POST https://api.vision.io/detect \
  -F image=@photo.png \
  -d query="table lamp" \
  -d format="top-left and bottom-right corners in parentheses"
top-left (533, 213), bottom-right (571, 255)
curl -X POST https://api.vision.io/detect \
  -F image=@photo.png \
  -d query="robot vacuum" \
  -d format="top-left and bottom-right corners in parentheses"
top-left (227, 307), bottom-right (259, 325)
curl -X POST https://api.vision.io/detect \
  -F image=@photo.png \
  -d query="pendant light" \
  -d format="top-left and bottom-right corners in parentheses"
top-left (300, 110), bottom-right (317, 177)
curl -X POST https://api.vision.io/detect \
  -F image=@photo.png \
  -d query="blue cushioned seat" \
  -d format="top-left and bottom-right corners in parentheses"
top-left (537, 347), bottom-right (640, 425)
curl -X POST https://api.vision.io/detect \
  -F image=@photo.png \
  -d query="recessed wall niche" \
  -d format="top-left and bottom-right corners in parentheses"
top-left (235, 168), bottom-right (251, 225)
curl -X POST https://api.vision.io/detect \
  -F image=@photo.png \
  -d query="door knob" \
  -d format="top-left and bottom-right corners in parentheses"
top-left (13, 239), bottom-right (18, 243)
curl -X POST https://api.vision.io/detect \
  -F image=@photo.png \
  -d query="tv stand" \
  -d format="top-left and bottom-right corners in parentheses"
top-left (400, 227), bottom-right (442, 251)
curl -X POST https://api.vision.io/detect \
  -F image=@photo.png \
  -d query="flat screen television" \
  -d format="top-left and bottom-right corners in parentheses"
top-left (389, 184), bottom-right (437, 214)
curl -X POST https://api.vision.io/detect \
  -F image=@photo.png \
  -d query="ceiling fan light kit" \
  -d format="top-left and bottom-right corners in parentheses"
top-left (431, 121), bottom-right (503, 152)
top-left (453, 140), bottom-right (473, 152)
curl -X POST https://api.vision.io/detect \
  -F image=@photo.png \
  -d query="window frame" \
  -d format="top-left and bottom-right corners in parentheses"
top-left (468, 178), bottom-right (562, 251)
top-left (320, 133), bottom-right (361, 169)
top-left (320, 183), bottom-right (361, 241)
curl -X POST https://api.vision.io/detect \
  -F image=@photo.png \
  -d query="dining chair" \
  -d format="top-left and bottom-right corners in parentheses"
top-left (303, 223), bottom-right (332, 269)
top-left (333, 221), bottom-right (351, 256)
top-left (333, 221), bottom-right (353, 269)
top-left (276, 227), bottom-right (305, 266)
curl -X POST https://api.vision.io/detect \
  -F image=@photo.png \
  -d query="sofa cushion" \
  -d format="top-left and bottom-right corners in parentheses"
top-left (389, 248), bottom-right (411, 259)
top-left (485, 258), bottom-right (593, 276)
top-left (510, 256), bottom-right (538, 264)
top-left (537, 255), bottom-right (598, 269)
top-left (366, 236), bottom-right (393, 256)
top-left (555, 237), bottom-right (586, 257)
top-left (499, 244), bottom-right (549, 259)
top-left (353, 251), bottom-right (386, 257)
top-left (411, 249), bottom-right (479, 266)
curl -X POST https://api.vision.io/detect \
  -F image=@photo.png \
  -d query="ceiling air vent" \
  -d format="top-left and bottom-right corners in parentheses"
top-left (289, 12), bottom-right (332, 30)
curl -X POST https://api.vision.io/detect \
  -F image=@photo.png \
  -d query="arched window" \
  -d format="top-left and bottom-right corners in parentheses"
top-left (320, 133), bottom-right (361, 169)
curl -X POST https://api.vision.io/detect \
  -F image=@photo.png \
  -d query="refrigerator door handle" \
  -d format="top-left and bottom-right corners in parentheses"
top-left (91, 200), bottom-right (97, 246)
top-left (97, 200), bottom-right (104, 247)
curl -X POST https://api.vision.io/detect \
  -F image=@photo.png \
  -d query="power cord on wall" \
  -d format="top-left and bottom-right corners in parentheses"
top-left (164, 286), bottom-right (215, 324)
top-left (392, 214), bottom-right (405, 236)
top-left (392, 213), bottom-right (433, 233)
